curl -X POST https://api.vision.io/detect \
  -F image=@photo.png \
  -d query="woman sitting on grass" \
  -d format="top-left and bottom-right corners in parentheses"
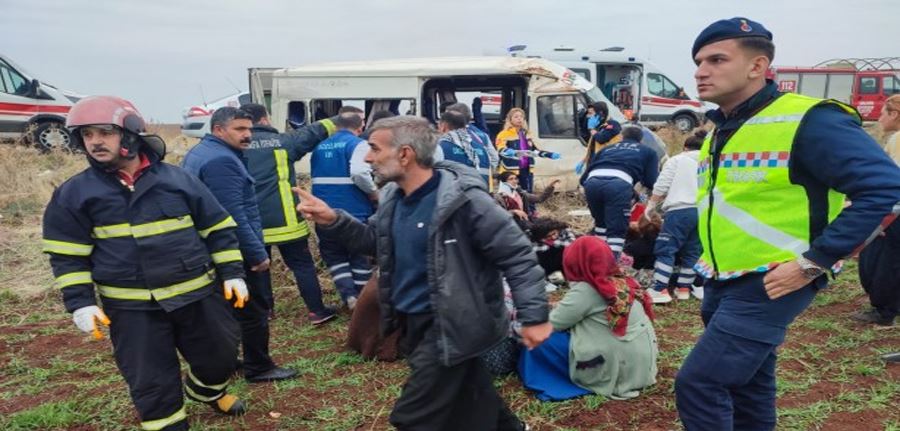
top-left (518, 236), bottom-right (658, 401)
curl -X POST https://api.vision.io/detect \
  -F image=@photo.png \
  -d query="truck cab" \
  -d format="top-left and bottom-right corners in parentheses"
top-left (0, 54), bottom-right (80, 150)
top-left (771, 58), bottom-right (900, 121)
top-left (509, 46), bottom-right (706, 131)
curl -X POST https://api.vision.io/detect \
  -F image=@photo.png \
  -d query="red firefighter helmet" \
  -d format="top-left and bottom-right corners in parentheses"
top-left (66, 95), bottom-right (165, 158)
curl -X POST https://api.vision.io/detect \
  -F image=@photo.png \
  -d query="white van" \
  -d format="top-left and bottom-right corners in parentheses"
top-left (0, 54), bottom-right (80, 150)
top-left (509, 46), bottom-right (706, 131)
top-left (253, 56), bottom-right (636, 190)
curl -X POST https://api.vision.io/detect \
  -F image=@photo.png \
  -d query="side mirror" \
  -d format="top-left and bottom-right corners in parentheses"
top-left (27, 79), bottom-right (41, 98)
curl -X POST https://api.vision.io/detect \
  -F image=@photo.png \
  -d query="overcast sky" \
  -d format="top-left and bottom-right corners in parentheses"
top-left (2, 0), bottom-right (897, 122)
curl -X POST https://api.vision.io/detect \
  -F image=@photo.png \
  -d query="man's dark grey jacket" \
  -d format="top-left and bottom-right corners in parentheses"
top-left (321, 161), bottom-right (549, 366)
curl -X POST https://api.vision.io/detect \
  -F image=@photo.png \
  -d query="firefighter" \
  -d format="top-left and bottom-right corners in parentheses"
top-left (675, 18), bottom-right (900, 430)
top-left (240, 103), bottom-right (338, 324)
top-left (42, 96), bottom-right (248, 430)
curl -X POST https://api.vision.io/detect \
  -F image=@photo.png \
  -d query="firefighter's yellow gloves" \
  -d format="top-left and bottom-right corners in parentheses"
top-left (72, 305), bottom-right (111, 340)
top-left (223, 278), bottom-right (249, 308)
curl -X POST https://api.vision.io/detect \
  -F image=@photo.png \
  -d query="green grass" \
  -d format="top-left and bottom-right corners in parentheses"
top-left (1, 258), bottom-right (898, 430)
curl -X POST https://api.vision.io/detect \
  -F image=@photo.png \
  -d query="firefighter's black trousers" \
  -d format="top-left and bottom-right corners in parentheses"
top-left (107, 293), bottom-right (240, 431)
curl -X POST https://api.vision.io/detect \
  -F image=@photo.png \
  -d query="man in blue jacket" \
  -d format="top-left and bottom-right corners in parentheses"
top-left (580, 126), bottom-right (659, 257)
top-left (182, 107), bottom-right (296, 383)
top-left (241, 103), bottom-right (338, 325)
top-left (310, 112), bottom-right (376, 309)
top-left (675, 18), bottom-right (900, 430)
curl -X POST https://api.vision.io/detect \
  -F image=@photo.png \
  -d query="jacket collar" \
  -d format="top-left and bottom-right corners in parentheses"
top-left (379, 161), bottom-right (487, 228)
top-left (87, 142), bottom-right (161, 175)
top-left (201, 133), bottom-right (244, 157)
top-left (251, 124), bottom-right (279, 134)
top-left (706, 80), bottom-right (780, 128)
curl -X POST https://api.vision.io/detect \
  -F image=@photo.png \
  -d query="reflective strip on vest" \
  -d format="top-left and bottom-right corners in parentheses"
top-left (93, 216), bottom-right (194, 239)
top-left (42, 239), bottom-right (93, 256)
top-left (198, 216), bottom-right (238, 238)
top-left (96, 270), bottom-right (215, 301)
top-left (211, 249), bottom-right (242, 264)
top-left (743, 114), bottom-right (805, 125)
top-left (55, 271), bottom-right (92, 289)
top-left (311, 177), bottom-right (355, 185)
top-left (141, 406), bottom-right (187, 431)
top-left (702, 189), bottom-right (810, 254)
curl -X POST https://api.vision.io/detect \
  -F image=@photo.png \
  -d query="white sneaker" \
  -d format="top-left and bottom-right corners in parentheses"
top-left (691, 286), bottom-right (704, 300)
top-left (647, 289), bottom-right (672, 304)
top-left (346, 296), bottom-right (358, 310)
top-left (675, 288), bottom-right (691, 300)
top-left (544, 282), bottom-right (558, 293)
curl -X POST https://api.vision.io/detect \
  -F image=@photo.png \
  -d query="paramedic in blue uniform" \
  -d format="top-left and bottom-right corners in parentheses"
top-left (310, 112), bottom-right (376, 309)
top-left (579, 125), bottom-right (659, 258)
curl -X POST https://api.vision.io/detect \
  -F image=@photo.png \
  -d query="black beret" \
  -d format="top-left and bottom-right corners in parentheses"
top-left (692, 17), bottom-right (772, 58)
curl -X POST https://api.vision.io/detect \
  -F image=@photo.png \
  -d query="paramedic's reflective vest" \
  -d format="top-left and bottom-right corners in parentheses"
top-left (310, 130), bottom-right (374, 222)
top-left (695, 93), bottom-right (858, 280)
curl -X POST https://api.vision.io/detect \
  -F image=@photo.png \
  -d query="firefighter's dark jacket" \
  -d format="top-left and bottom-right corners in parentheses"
top-left (42, 147), bottom-right (245, 313)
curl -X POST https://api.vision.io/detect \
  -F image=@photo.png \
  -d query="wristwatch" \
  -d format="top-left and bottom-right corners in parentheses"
top-left (795, 256), bottom-right (826, 280)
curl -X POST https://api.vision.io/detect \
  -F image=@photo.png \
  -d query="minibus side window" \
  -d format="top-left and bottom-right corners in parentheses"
top-left (536, 95), bottom-right (579, 138)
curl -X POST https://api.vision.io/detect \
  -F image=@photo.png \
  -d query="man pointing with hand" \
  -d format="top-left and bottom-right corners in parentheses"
top-left (297, 116), bottom-right (550, 431)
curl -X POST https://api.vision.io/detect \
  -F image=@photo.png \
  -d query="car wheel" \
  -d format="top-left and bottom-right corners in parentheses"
top-left (672, 114), bottom-right (697, 132)
top-left (30, 121), bottom-right (74, 152)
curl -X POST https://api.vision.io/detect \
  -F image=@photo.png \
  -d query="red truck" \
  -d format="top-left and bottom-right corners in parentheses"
top-left (768, 58), bottom-right (900, 121)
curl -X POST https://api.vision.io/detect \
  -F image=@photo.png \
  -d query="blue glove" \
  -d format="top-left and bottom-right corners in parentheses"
top-left (501, 148), bottom-right (519, 158)
top-left (548, 152), bottom-right (561, 160)
top-left (575, 160), bottom-right (585, 174)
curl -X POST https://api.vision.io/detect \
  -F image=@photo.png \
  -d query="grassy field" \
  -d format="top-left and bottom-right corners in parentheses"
top-left (0, 127), bottom-right (897, 430)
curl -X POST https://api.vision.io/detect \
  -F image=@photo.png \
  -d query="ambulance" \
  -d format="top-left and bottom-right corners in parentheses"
top-left (508, 46), bottom-right (706, 131)
top-left (0, 54), bottom-right (80, 151)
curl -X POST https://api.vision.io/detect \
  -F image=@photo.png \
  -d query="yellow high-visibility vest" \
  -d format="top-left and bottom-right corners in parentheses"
top-left (696, 93), bottom-right (859, 280)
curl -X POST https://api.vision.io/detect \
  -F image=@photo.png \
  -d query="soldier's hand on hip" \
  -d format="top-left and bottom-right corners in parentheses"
top-left (520, 322), bottom-right (553, 350)
top-left (293, 187), bottom-right (338, 225)
top-left (763, 260), bottom-right (809, 300)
